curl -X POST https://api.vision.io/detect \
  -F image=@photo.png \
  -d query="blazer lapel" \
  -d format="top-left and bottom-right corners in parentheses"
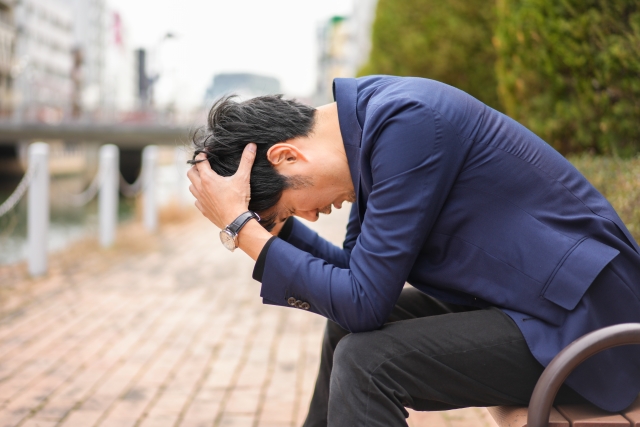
top-left (334, 77), bottom-right (364, 224)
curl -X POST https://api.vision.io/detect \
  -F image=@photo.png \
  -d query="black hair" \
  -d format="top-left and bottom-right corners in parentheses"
top-left (189, 94), bottom-right (316, 230)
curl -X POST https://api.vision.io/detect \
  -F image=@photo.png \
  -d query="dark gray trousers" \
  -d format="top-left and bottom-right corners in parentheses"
top-left (302, 287), bottom-right (586, 427)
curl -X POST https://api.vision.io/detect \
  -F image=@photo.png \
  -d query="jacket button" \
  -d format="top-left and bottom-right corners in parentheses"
top-left (295, 300), bottom-right (304, 308)
top-left (287, 297), bottom-right (296, 306)
top-left (301, 302), bottom-right (310, 310)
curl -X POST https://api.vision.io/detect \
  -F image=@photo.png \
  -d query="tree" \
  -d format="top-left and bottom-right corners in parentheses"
top-left (494, 0), bottom-right (640, 155)
top-left (360, 0), bottom-right (501, 110)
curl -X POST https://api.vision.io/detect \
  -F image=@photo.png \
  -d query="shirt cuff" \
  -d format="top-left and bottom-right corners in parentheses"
top-left (252, 236), bottom-right (277, 282)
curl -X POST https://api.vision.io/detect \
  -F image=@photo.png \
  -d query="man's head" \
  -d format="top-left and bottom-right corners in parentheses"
top-left (191, 94), bottom-right (355, 231)
top-left (190, 95), bottom-right (316, 230)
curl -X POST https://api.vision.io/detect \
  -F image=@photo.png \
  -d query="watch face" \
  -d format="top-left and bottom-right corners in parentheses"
top-left (219, 229), bottom-right (237, 251)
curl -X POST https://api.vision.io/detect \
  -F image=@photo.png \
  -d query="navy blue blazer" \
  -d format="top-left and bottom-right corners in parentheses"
top-left (256, 76), bottom-right (640, 411)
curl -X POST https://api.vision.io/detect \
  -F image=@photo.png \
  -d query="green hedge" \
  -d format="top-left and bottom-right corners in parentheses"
top-left (495, 0), bottom-right (640, 156)
top-left (569, 155), bottom-right (640, 242)
top-left (359, 0), bottom-right (501, 110)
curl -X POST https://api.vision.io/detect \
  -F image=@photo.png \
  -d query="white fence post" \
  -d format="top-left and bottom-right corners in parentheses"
top-left (174, 147), bottom-right (189, 206)
top-left (99, 144), bottom-right (119, 248)
top-left (143, 145), bottom-right (158, 232)
top-left (28, 142), bottom-right (49, 277)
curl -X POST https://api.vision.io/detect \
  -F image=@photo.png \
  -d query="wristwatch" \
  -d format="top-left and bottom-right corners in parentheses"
top-left (219, 211), bottom-right (261, 252)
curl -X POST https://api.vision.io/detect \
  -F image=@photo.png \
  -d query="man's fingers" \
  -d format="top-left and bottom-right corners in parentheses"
top-left (189, 184), bottom-right (200, 199)
top-left (235, 143), bottom-right (257, 179)
top-left (194, 153), bottom-right (215, 177)
top-left (187, 166), bottom-right (201, 186)
top-left (188, 148), bottom-right (252, 228)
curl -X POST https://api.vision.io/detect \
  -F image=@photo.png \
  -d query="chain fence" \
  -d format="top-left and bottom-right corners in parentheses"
top-left (0, 166), bottom-right (35, 218)
top-left (119, 152), bottom-right (156, 198)
top-left (1, 157), bottom-right (149, 218)
top-left (1, 145), bottom-right (163, 267)
top-left (119, 172), bottom-right (144, 198)
top-left (63, 160), bottom-right (145, 206)
top-left (65, 167), bottom-right (104, 207)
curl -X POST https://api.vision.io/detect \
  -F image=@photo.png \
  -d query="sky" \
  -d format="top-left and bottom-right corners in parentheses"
top-left (106, 0), bottom-right (354, 110)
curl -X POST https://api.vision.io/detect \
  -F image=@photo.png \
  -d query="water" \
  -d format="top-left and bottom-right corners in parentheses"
top-left (0, 162), bottom-right (190, 266)
top-left (0, 180), bottom-right (136, 265)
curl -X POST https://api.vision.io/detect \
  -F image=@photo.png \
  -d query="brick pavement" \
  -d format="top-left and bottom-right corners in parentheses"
top-left (0, 206), bottom-right (498, 427)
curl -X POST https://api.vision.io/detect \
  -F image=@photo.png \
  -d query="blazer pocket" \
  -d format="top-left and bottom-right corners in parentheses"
top-left (542, 237), bottom-right (620, 311)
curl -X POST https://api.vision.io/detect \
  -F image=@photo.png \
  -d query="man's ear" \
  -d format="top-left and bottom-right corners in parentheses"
top-left (266, 143), bottom-right (306, 168)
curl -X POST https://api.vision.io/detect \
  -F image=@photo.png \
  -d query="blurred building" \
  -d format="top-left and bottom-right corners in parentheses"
top-left (61, 0), bottom-right (106, 117)
top-left (203, 72), bottom-right (281, 105)
top-left (315, 16), bottom-right (348, 105)
top-left (315, 0), bottom-right (378, 105)
top-left (12, 0), bottom-right (74, 123)
top-left (135, 48), bottom-right (153, 110)
top-left (0, 0), bottom-right (15, 118)
top-left (346, 0), bottom-right (377, 77)
top-left (9, 0), bottom-right (137, 123)
top-left (102, 10), bottom-right (135, 117)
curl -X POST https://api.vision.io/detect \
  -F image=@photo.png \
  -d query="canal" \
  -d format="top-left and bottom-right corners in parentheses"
top-left (0, 143), bottom-right (191, 266)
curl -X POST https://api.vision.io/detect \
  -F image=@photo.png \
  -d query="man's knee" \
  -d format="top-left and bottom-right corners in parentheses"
top-left (331, 331), bottom-right (413, 420)
top-left (333, 331), bottom-right (381, 378)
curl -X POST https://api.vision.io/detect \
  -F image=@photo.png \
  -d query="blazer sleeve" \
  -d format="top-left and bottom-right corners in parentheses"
top-left (259, 101), bottom-right (467, 332)
top-left (282, 205), bottom-right (361, 269)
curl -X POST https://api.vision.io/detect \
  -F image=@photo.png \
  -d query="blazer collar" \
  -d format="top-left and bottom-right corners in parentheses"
top-left (333, 78), bottom-right (362, 202)
top-left (333, 78), bottom-right (362, 148)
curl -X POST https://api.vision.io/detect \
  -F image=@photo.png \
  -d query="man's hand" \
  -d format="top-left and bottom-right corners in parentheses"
top-left (187, 143), bottom-right (257, 229)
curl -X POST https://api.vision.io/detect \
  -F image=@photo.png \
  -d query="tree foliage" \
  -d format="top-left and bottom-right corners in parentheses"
top-left (495, 0), bottom-right (640, 155)
top-left (359, 0), bottom-right (501, 110)
top-left (570, 154), bottom-right (640, 240)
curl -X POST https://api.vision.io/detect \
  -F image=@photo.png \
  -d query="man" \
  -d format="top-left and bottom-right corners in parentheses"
top-left (187, 76), bottom-right (640, 427)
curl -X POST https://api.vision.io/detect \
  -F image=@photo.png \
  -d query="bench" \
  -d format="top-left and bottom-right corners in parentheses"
top-left (487, 323), bottom-right (640, 427)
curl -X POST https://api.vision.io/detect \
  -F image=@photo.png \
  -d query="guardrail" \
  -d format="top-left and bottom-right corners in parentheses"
top-left (0, 142), bottom-right (191, 277)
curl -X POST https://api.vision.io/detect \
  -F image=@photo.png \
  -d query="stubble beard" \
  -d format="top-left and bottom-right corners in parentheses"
top-left (320, 190), bottom-right (357, 216)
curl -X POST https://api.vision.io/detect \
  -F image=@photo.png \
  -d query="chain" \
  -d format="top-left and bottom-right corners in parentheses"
top-left (119, 164), bottom-right (149, 198)
top-left (0, 156), bottom-right (152, 217)
top-left (0, 166), bottom-right (35, 218)
top-left (66, 168), bottom-right (103, 207)
top-left (64, 161), bottom-right (147, 203)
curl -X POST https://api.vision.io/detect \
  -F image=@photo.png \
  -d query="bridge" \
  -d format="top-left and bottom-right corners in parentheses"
top-left (0, 122), bottom-right (193, 148)
top-left (0, 122), bottom-right (195, 182)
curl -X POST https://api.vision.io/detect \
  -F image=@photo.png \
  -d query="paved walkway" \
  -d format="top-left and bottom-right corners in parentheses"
top-left (0, 207), bottom-right (498, 427)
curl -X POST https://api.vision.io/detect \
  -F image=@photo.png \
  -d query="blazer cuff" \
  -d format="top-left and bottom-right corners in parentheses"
top-left (252, 236), bottom-right (277, 282)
